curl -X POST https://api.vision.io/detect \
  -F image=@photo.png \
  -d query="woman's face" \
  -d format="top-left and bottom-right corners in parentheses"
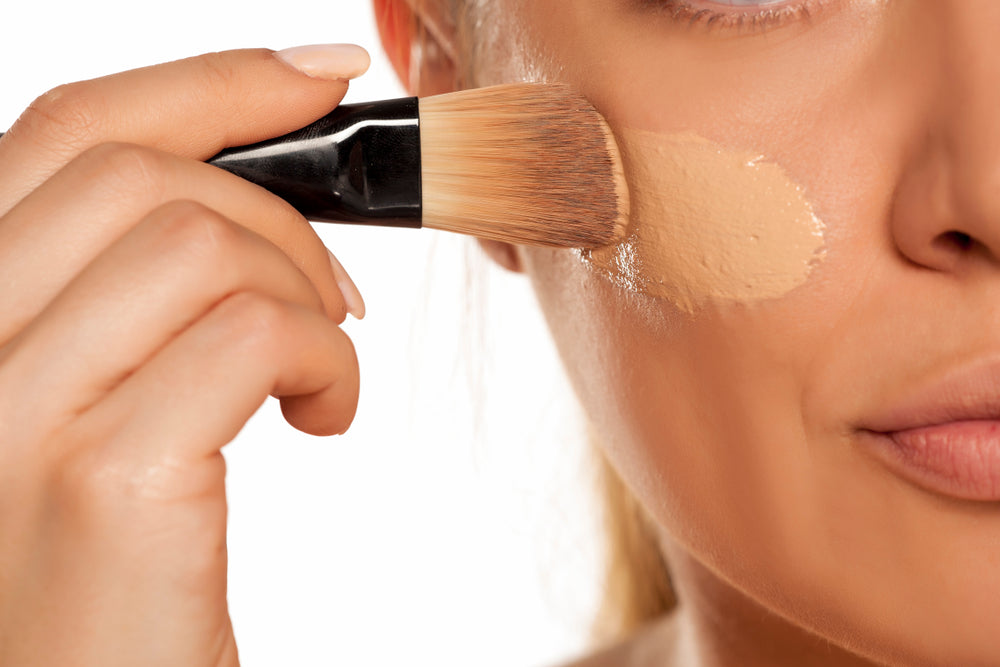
top-left (456, 1), bottom-right (1000, 664)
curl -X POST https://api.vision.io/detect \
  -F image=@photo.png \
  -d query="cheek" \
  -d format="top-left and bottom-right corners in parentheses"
top-left (505, 0), bottom-right (878, 612)
top-left (524, 249), bottom-right (845, 664)
top-left (585, 130), bottom-right (825, 314)
top-left (522, 243), bottom-right (884, 657)
top-left (523, 245), bottom-right (815, 526)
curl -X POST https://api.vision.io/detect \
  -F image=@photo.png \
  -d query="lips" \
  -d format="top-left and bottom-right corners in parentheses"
top-left (858, 360), bottom-right (1000, 501)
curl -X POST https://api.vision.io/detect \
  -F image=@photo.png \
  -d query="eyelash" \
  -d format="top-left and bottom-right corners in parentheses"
top-left (654, 0), bottom-right (822, 33)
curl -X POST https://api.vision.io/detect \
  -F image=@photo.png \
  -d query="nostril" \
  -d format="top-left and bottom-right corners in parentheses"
top-left (937, 230), bottom-right (974, 252)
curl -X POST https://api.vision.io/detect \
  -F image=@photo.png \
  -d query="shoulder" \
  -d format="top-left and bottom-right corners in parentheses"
top-left (552, 613), bottom-right (681, 667)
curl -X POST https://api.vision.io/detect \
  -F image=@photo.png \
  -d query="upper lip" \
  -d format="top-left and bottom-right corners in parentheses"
top-left (860, 357), bottom-right (1000, 433)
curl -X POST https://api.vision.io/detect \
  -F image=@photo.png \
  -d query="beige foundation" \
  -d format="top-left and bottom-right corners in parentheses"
top-left (585, 130), bottom-right (825, 312)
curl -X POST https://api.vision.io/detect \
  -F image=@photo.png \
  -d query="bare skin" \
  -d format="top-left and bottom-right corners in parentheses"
top-left (0, 47), bottom-right (367, 666)
top-left (5, 1), bottom-right (1000, 665)
top-left (383, 0), bottom-right (1000, 665)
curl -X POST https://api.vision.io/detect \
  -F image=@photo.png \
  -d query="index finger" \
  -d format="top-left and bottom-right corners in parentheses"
top-left (0, 45), bottom-right (370, 215)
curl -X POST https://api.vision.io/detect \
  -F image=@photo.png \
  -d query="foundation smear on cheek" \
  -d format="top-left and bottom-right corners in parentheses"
top-left (584, 129), bottom-right (825, 313)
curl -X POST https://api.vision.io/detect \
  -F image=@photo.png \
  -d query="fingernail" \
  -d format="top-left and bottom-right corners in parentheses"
top-left (327, 248), bottom-right (366, 320)
top-left (274, 44), bottom-right (371, 81)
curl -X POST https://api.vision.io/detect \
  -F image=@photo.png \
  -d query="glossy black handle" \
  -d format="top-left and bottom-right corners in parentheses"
top-left (208, 97), bottom-right (422, 226)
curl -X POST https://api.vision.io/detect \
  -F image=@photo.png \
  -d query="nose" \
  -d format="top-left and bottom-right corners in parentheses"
top-left (890, 1), bottom-right (1000, 273)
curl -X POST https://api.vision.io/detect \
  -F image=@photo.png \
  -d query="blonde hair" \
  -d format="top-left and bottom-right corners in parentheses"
top-left (590, 444), bottom-right (676, 643)
top-left (401, 0), bottom-right (678, 645)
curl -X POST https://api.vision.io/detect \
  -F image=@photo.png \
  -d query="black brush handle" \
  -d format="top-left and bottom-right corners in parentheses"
top-left (208, 96), bottom-right (423, 226)
top-left (0, 97), bottom-right (424, 227)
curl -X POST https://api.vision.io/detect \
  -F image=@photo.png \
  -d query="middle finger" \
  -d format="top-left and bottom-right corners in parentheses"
top-left (0, 142), bottom-right (346, 344)
top-left (2, 199), bottom-right (326, 435)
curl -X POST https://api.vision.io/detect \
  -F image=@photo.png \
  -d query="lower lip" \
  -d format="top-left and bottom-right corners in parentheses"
top-left (860, 420), bottom-right (1000, 501)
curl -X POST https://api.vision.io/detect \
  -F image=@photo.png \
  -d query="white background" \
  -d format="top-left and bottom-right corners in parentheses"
top-left (0, 2), bottom-right (603, 665)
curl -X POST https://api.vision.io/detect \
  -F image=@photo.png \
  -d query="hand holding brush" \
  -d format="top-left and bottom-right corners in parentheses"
top-left (0, 43), bottom-right (625, 666)
top-left (0, 45), bottom-right (368, 666)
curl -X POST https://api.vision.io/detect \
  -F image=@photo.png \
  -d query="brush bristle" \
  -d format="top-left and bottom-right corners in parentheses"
top-left (418, 83), bottom-right (629, 248)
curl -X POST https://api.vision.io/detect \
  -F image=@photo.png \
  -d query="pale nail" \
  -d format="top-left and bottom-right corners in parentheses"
top-left (274, 44), bottom-right (371, 81)
top-left (327, 248), bottom-right (366, 320)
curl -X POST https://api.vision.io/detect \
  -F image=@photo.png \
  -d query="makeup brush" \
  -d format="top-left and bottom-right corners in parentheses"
top-left (206, 82), bottom-right (629, 248)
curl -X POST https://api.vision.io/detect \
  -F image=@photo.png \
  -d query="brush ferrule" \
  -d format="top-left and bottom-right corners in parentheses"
top-left (208, 97), bottom-right (422, 227)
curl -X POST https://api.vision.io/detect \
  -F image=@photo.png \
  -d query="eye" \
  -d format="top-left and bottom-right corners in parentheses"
top-left (652, 0), bottom-right (824, 33)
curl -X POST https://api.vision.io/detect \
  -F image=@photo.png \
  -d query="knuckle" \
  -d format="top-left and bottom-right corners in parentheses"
top-left (150, 200), bottom-right (241, 266)
top-left (215, 292), bottom-right (289, 353)
top-left (16, 81), bottom-right (104, 148)
top-left (81, 142), bottom-right (167, 200)
top-left (194, 51), bottom-right (243, 105)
